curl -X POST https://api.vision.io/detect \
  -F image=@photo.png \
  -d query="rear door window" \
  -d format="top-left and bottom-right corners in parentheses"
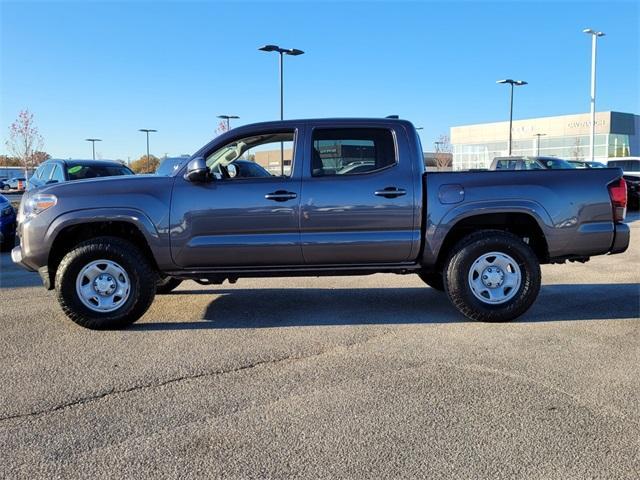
top-left (311, 128), bottom-right (396, 177)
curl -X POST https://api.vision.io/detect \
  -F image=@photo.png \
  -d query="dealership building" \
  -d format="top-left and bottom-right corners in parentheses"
top-left (450, 111), bottom-right (640, 170)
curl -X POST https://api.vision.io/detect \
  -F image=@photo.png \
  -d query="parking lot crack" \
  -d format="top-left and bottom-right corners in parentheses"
top-left (0, 330), bottom-right (391, 423)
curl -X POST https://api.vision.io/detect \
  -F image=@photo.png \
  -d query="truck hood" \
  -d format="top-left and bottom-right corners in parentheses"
top-left (37, 174), bottom-right (173, 197)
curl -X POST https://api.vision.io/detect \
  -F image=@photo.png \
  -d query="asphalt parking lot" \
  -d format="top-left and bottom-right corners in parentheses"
top-left (1, 215), bottom-right (639, 479)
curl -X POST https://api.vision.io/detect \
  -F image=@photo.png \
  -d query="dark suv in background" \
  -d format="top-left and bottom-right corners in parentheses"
top-left (28, 159), bottom-right (134, 191)
top-left (490, 156), bottom-right (575, 170)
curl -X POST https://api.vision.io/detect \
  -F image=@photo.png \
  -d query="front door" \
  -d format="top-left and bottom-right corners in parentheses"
top-left (170, 128), bottom-right (304, 268)
top-left (300, 126), bottom-right (418, 264)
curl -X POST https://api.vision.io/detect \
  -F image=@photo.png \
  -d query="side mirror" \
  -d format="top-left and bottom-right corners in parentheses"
top-left (184, 157), bottom-right (209, 183)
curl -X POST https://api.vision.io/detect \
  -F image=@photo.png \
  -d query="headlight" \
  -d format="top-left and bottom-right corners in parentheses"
top-left (20, 194), bottom-right (57, 222)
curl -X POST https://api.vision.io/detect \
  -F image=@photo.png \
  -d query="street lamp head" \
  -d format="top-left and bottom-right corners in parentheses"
top-left (497, 79), bottom-right (527, 86)
top-left (138, 129), bottom-right (157, 133)
top-left (259, 44), bottom-right (304, 55)
top-left (583, 28), bottom-right (605, 36)
top-left (217, 115), bottom-right (240, 120)
top-left (259, 44), bottom-right (280, 52)
top-left (85, 138), bottom-right (102, 142)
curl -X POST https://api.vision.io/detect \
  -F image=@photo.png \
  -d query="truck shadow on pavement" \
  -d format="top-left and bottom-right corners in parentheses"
top-left (133, 283), bottom-right (640, 330)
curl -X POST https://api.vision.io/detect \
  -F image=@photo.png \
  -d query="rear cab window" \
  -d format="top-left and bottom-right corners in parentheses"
top-left (311, 128), bottom-right (396, 177)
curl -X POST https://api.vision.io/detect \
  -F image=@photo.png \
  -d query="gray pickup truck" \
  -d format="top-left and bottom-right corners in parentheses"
top-left (12, 118), bottom-right (630, 329)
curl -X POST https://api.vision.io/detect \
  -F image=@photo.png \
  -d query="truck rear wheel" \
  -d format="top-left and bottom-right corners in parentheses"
top-left (418, 271), bottom-right (444, 291)
top-left (444, 231), bottom-right (541, 322)
top-left (55, 236), bottom-right (156, 329)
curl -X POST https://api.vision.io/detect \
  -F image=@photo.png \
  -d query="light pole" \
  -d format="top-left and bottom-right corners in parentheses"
top-left (259, 44), bottom-right (304, 174)
top-left (85, 138), bottom-right (102, 160)
top-left (138, 129), bottom-right (157, 172)
top-left (497, 79), bottom-right (527, 156)
top-left (583, 28), bottom-right (605, 161)
top-left (534, 133), bottom-right (546, 156)
top-left (217, 115), bottom-right (239, 132)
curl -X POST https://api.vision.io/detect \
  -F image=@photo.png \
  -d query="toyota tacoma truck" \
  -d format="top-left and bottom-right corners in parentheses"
top-left (11, 118), bottom-right (630, 329)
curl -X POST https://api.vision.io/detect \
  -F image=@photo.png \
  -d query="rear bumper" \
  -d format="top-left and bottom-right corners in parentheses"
top-left (610, 222), bottom-right (630, 255)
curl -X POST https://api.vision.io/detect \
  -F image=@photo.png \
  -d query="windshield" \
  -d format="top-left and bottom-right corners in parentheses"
top-left (156, 157), bottom-right (188, 176)
top-left (66, 164), bottom-right (134, 180)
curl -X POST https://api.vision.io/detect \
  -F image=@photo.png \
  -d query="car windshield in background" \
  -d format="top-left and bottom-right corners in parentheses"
top-left (66, 164), bottom-right (134, 181)
top-left (540, 158), bottom-right (575, 169)
top-left (156, 157), bottom-right (188, 176)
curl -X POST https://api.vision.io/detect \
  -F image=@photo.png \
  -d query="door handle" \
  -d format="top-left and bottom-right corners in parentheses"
top-left (265, 190), bottom-right (297, 202)
top-left (374, 187), bottom-right (407, 198)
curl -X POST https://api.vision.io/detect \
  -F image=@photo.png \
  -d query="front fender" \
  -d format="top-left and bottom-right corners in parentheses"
top-left (46, 207), bottom-right (171, 268)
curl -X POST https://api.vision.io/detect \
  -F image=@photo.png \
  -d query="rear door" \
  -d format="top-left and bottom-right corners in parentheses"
top-left (299, 123), bottom-right (418, 264)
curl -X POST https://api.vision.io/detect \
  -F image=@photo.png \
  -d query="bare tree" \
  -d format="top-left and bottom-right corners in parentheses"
top-left (572, 137), bottom-right (584, 160)
top-left (434, 134), bottom-right (453, 171)
top-left (5, 110), bottom-right (44, 179)
top-left (215, 120), bottom-right (228, 136)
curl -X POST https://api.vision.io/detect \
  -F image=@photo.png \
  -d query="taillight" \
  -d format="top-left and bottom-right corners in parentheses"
top-left (608, 178), bottom-right (627, 222)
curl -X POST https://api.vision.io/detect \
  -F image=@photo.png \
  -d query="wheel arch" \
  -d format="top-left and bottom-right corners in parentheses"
top-left (429, 209), bottom-right (551, 270)
top-left (46, 209), bottom-right (162, 289)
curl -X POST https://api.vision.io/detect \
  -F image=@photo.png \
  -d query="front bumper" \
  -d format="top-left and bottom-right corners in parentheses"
top-left (11, 245), bottom-right (35, 271)
top-left (610, 222), bottom-right (630, 255)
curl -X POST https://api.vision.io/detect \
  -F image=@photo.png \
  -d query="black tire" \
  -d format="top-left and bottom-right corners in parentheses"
top-left (1, 233), bottom-right (15, 252)
top-left (55, 236), bottom-right (157, 329)
top-left (444, 230), bottom-right (541, 322)
top-left (156, 276), bottom-right (183, 294)
top-left (418, 271), bottom-right (445, 291)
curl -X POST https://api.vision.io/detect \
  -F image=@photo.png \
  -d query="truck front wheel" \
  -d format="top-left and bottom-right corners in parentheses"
top-left (55, 236), bottom-right (156, 329)
top-left (444, 231), bottom-right (541, 322)
top-left (418, 271), bottom-right (444, 291)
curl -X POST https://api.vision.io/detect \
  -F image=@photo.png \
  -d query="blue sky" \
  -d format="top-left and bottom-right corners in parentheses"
top-left (1, 0), bottom-right (638, 160)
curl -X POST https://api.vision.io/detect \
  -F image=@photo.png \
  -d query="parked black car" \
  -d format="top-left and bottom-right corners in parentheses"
top-left (622, 174), bottom-right (640, 210)
top-left (0, 194), bottom-right (16, 251)
top-left (27, 159), bottom-right (134, 191)
top-left (607, 159), bottom-right (640, 210)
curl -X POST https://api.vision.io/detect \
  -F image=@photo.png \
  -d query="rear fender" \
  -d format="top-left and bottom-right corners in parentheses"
top-left (422, 200), bottom-right (554, 266)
